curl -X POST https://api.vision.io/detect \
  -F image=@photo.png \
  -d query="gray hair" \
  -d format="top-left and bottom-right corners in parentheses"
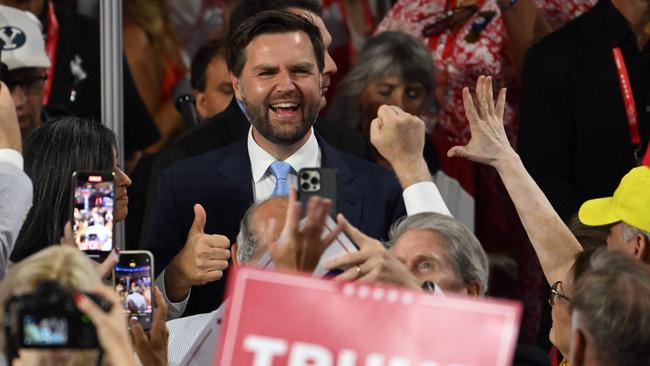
top-left (327, 31), bottom-right (435, 130)
top-left (570, 248), bottom-right (650, 366)
top-left (621, 222), bottom-right (650, 243)
top-left (236, 204), bottom-right (259, 264)
top-left (387, 212), bottom-right (489, 295)
top-left (236, 196), bottom-right (288, 264)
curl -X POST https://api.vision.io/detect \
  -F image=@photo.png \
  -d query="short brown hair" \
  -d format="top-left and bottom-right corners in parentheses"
top-left (226, 10), bottom-right (324, 77)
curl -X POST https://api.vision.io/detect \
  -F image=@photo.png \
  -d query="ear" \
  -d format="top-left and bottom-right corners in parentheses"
top-left (230, 73), bottom-right (243, 101)
top-left (465, 282), bottom-right (481, 298)
top-left (570, 328), bottom-right (587, 366)
top-left (635, 234), bottom-right (649, 263)
top-left (194, 91), bottom-right (208, 120)
top-left (231, 243), bottom-right (239, 266)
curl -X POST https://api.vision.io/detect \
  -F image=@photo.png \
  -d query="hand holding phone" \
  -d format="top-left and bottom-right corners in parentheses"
top-left (113, 251), bottom-right (154, 330)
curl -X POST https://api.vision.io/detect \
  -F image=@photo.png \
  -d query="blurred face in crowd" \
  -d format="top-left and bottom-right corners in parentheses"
top-left (549, 274), bottom-right (573, 358)
top-left (0, 0), bottom-right (45, 15)
top-left (4, 68), bottom-right (46, 140)
top-left (389, 229), bottom-right (480, 296)
top-left (606, 222), bottom-right (648, 261)
top-left (359, 75), bottom-right (428, 134)
top-left (113, 149), bottom-right (132, 222)
top-left (288, 8), bottom-right (336, 109)
top-left (195, 55), bottom-right (234, 119)
top-left (232, 31), bottom-right (321, 147)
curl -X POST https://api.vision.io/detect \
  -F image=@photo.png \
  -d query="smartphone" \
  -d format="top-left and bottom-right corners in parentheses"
top-left (297, 167), bottom-right (338, 217)
top-left (113, 250), bottom-right (154, 330)
top-left (71, 171), bottom-right (115, 260)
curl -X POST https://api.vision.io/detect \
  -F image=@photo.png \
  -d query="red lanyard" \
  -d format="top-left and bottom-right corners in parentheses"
top-left (612, 47), bottom-right (640, 146)
top-left (43, 0), bottom-right (59, 104)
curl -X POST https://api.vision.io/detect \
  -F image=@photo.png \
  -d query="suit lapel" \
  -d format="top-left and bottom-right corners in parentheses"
top-left (318, 134), bottom-right (362, 225)
top-left (216, 137), bottom-right (254, 203)
top-left (578, 3), bottom-right (636, 168)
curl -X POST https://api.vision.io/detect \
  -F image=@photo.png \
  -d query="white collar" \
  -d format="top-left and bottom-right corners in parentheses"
top-left (247, 127), bottom-right (320, 183)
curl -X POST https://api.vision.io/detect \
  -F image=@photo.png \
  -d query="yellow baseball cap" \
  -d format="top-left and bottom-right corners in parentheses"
top-left (579, 166), bottom-right (650, 232)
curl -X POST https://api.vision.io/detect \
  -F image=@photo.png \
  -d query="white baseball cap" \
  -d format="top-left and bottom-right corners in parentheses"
top-left (0, 5), bottom-right (51, 71)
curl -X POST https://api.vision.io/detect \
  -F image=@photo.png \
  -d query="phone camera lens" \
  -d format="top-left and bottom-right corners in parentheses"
top-left (301, 182), bottom-right (310, 190)
top-left (301, 172), bottom-right (310, 180)
top-left (310, 177), bottom-right (319, 185)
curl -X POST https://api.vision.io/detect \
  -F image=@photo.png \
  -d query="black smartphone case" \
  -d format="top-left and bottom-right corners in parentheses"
top-left (298, 168), bottom-right (338, 217)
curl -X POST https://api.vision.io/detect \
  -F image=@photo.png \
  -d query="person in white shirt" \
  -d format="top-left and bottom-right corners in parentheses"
top-left (0, 81), bottom-right (32, 279)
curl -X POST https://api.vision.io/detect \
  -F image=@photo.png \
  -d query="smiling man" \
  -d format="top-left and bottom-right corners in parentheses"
top-left (140, 0), bottom-right (373, 248)
top-left (144, 11), bottom-right (407, 317)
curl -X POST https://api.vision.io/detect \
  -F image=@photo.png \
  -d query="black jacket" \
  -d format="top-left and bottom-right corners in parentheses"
top-left (517, 0), bottom-right (649, 220)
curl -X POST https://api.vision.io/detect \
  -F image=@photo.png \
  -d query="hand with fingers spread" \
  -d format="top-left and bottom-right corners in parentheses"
top-left (447, 75), bottom-right (515, 168)
top-left (269, 190), bottom-right (343, 273)
top-left (370, 105), bottom-right (431, 188)
top-left (130, 287), bottom-right (169, 366)
top-left (73, 286), bottom-right (138, 366)
top-left (325, 215), bottom-right (421, 289)
top-left (165, 204), bottom-right (231, 301)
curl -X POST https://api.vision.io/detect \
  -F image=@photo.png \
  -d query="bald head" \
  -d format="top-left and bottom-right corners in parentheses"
top-left (236, 196), bottom-right (289, 264)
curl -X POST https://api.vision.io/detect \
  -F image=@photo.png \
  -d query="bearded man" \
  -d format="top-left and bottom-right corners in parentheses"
top-left (143, 11), bottom-right (407, 317)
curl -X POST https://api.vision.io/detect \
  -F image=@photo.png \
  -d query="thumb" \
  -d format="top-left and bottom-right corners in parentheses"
top-left (447, 145), bottom-right (468, 159)
top-left (190, 204), bottom-right (207, 234)
top-left (61, 221), bottom-right (75, 246)
top-left (369, 118), bottom-right (382, 146)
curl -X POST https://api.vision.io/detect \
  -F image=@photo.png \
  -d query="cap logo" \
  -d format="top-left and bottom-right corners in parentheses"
top-left (0, 26), bottom-right (27, 50)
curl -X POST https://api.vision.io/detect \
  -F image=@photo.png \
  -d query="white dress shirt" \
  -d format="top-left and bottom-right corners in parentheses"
top-left (0, 149), bottom-right (23, 170)
top-left (247, 126), bottom-right (321, 202)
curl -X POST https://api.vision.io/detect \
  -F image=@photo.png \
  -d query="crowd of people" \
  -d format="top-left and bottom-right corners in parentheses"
top-left (0, 0), bottom-right (649, 365)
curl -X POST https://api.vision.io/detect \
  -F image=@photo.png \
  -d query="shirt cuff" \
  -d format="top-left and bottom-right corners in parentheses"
top-left (403, 181), bottom-right (452, 217)
top-left (0, 149), bottom-right (23, 170)
top-left (155, 268), bottom-right (190, 320)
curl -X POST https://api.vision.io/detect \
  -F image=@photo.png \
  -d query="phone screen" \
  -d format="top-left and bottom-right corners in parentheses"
top-left (72, 173), bottom-right (114, 255)
top-left (114, 252), bottom-right (153, 329)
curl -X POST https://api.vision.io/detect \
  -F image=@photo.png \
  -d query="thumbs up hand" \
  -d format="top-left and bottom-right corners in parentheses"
top-left (165, 204), bottom-right (231, 302)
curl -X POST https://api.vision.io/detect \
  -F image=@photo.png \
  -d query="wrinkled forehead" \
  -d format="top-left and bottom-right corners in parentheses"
top-left (391, 229), bottom-right (450, 260)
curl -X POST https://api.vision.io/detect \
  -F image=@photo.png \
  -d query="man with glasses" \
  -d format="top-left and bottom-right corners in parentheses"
top-left (0, 5), bottom-right (50, 141)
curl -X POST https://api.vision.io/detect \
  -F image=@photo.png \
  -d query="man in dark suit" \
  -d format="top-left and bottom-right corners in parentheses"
top-left (518, 0), bottom-right (649, 221)
top-left (134, 0), bottom-right (372, 246)
top-left (144, 11), bottom-right (406, 317)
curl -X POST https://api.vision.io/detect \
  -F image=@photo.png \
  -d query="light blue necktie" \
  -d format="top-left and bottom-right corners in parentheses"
top-left (269, 161), bottom-right (292, 196)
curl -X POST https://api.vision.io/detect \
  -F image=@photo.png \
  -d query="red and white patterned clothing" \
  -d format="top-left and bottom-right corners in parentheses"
top-left (376, 0), bottom-right (596, 148)
top-left (376, 0), bottom-right (597, 343)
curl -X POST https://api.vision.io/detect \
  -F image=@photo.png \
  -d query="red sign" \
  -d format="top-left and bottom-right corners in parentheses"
top-left (216, 267), bottom-right (522, 366)
top-left (88, 175), bottom-right (102, 182)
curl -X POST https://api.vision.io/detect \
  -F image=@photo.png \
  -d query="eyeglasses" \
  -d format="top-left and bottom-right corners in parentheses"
top-left (421, 5), bottom-right (479, 38)
top-left (549, 280), bottom-right (571, 306)
top-left (3, 74), bottom-right (47, 95)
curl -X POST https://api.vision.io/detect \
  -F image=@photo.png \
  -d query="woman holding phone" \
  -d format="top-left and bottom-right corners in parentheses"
top-left (9, 116), bottom-right (132, 263)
